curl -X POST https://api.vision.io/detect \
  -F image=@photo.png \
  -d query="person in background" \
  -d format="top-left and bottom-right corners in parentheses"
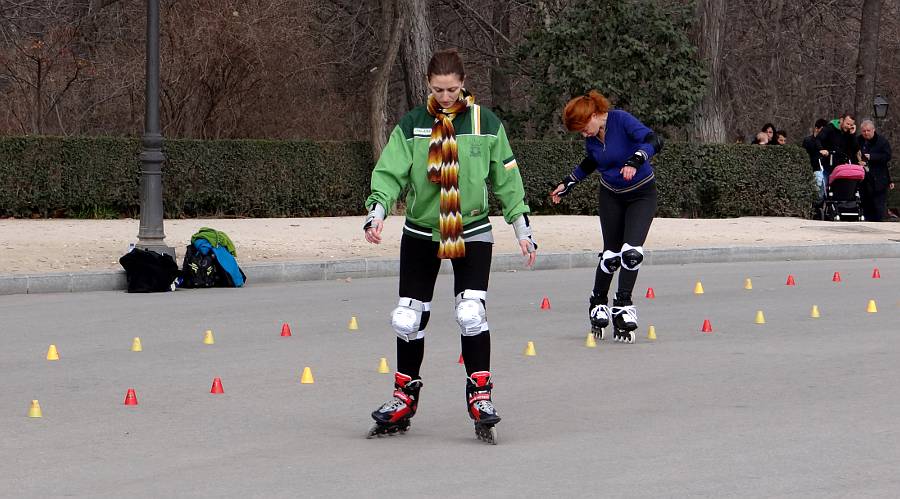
top-left (816, 113), bottom-right (859, 175)
top-left (751, 131), bottom-right (769, 145)
top-left (761, 123), bottom-right (776, 145)
top-left (774, 130), bottom-right (787, 145)
top-left (803, 119), bottom-right (829, 204)
top-left (857, 119), bottom-right (894, 221)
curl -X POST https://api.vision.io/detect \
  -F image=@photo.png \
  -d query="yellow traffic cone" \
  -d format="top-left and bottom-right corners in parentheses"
top-left (584, 333), bottom-right (597, 348)
top-left (28, 400), bottom-right (42, 418)
top-left (203, 330), bottom-right (215, 345)
top-left (867, 300), bottom-right (878, 313)
top-left (300, 366), bottom-right (315, 384)
top-left (810, 305), bottom-right (820, 318)
top-left (349, 316), bottom-right (359, 330)
top-left (694, 281), bottom-right (704, 295)
top-left (46, 344), bottom-right (59, 361)
top-left (377, 357), bottom-right (390, 374)
top-left (131, 337), bottom-right (143, 352)
top-left (647, 325), bottom-right (657, 340)
top-left (524, 341), bottom-right (537, 356)
top-left (744, 278), bottom-right (753, 290)
top-left (755, 310), bottom-right (766, 324)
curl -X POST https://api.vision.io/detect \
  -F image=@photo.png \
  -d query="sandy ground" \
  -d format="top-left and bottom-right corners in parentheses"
top-left (2, 216), bottom-right (900, 275)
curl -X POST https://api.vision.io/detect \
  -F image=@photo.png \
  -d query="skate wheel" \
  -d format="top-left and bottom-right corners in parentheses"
top-left (475, 424), bottom-right (498, 445)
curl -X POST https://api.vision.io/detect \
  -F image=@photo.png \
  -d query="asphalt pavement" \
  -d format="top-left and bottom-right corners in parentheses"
top-left (1, 258), bottom-right (898, 498)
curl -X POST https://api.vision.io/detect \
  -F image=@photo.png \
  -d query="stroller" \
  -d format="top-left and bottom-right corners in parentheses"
top-left (819, 154), bottom-right (865, 221)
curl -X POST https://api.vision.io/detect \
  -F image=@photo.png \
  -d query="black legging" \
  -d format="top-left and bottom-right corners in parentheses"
top-left (593, 182), bottom-right (657, 303)
top-left (396, 235), bottom-right (493, 378)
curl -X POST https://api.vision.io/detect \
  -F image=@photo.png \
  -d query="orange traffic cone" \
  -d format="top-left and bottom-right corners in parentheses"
top-left (645, 287), bottom-right (655, 299)
top-left (701, 319), bottom-right (713, 333)
top-left (540, 296), bottom-right (551, 310)
top-left (786, 274), bottom-right (796, 286)
top-left (210, 377), bottom-right (224, 394)
top-left (280, 323), bottom-right (292, 337)
top-left (124, 388), bottom-right (139, 406)
top-left (458, 353), bottom-right (464, 365)
top-left (832, 272), bottom-right (841, 282)
top-left (872, 268), bottom-right (881, 279)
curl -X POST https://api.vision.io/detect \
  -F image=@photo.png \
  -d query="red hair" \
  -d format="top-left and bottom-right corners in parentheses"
top-left (563, 90), bottom-right (610, 131)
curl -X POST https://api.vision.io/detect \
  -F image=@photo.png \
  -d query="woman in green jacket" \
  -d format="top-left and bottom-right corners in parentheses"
top-left (363, 48), bottom-right (536, 444)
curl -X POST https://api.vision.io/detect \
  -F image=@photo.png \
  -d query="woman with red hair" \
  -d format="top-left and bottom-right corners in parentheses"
top-left (551, 90), bottom-right (662, 343)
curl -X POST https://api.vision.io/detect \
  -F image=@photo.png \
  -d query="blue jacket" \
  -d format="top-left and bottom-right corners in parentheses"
top-left (194, 239), bottom-right (245, 287)
top-left (572, 109), bottom-right (658, 193)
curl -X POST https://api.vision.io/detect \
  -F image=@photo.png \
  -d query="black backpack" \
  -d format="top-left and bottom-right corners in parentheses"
top-left (119, 248), bottom-right (180, 293)
top-left (180, 244), bottom-right (220, 288)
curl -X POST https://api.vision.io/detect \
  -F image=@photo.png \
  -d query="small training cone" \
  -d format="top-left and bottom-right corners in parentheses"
top-left (744, 278), bottom-right (752, 290)
top-left (124, 388), bottom-right (139, 405)
top-left (832, 272), bottom-right (841, 282)
top-left (867, 300), bottom-right (878, 313)
top-left (210, 377), bottom-right (224, 394)
top-left (647, 325), bottom-right (657, 341)
top-left (46, 344), bottom-right (59, 361)
top-left (694, 281), bottom-right (704, 295)
top-left (645, 287), bottom-right (655, 299)
top-left (786, 274), bottom-right (796, 286)
top-left (28, 400), bottom-right (42, 418)
top-left (585, 333), bottom-right (597, 348)
top-left (872, 268), bottom-right (881, 279)
top-left (300, 367), bottom-right (315, 384)
top-left (458, 353), bottom-right (464, 365)
top-left (348, 316), bottom-right (359, 330)
top-left (540, 296), bottom-right (551, 310)
top-left (524, 341), bottom-right (537, 356)
top-left (701, 319), bottom-right (713, 333)
top-left (203, 330), bottom-right (215, 345)
top-left (280, 323), bottom-right (292, 337)
top-left (378, 357), bottom-right (390, 373)
top-left (810, 305), bottom-right (820, 318)
top-left (131, 337), bottom-right (143, 352)
top-left (754, 310), bottom-right (766, 324)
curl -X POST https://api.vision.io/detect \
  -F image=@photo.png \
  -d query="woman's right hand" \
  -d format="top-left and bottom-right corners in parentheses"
top-left (364, 219), bottom-right (384, 244)
top-left (550, 184), bottom-right (565, 204)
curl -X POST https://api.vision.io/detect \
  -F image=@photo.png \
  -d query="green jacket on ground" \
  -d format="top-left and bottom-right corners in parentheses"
top-left (365, 103), bottom-right (529, 241)
top-left (191, 227), bottom-right (237, 256)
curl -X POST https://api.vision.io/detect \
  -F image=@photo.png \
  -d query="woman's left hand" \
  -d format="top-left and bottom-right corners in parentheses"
top-left (519, 239), bottom-right (537, 268)
top-left (620, 166), bottom-right (636, 181)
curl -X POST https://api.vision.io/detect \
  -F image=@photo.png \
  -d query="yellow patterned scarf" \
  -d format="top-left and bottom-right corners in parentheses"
top-left (426, 90), bottom-right (474, 259)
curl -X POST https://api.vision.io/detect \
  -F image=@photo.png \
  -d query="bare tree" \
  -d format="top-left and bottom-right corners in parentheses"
top-left (369, 0), bottom-right (407, 157)
top-left (690, 0), bottom-right (727, 142)
top-left (400, 0), bottom-right (432, 109)
top-left (490, 1), bottom-right (511, 113)
top-left (854, 0), bottom-right (883, 120)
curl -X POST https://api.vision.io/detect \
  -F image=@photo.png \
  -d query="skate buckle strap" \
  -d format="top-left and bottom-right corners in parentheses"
top-left (392, 390), bottom-right (412, 404)
top-left (469, 371), bottom-right (492, 387)
top-left (468, 392), bottom-right (492, 404)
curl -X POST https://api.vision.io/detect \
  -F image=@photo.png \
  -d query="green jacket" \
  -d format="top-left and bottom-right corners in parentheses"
top-left (365, 104), bottom-right (529, 241)
top-left (191, 227), bottom-right (237, 256)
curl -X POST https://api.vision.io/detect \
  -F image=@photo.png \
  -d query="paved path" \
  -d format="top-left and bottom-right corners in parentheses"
top-left (2, 258), bottom-right (898, 497)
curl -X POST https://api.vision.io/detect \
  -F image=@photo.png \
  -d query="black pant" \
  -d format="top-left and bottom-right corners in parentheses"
top-left (861, 183), bottom-right (888, 222)
top-left (593, 182), bottom-right (657, 302)
top-left (396, 235), bottom-right (492, 378)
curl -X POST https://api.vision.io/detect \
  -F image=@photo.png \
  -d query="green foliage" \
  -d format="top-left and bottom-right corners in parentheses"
top-left (0, 136), bottom-right (815, 219)
top-left (511, 0), bottom-right (707, 137)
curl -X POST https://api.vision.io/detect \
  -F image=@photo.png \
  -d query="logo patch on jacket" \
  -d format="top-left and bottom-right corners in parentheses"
top-left (469, 145), bottom-right (482, 157)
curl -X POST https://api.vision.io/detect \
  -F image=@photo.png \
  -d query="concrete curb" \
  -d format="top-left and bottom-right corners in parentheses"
top-left (2, 242), bottom-right (899, 296)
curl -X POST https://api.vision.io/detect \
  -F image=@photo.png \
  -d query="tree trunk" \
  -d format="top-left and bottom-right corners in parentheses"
top-left (399, 0), bottom-right (432, 110)
top-left (369, 0), bottom-right (407, 158)
top-left (854, 0), bottom-right (883, 121)
top-left (690, 0), bottom-right (727, 143)
top-left (490, 2), bottom-right (511, 114)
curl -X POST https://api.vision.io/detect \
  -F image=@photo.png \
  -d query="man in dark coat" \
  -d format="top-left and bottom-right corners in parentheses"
top-left (858, 119), bottom-right (893, 221)
top-left (816, 113), bottom-right (860, 175)
top-left (803, 118), bottom-right (829, 204)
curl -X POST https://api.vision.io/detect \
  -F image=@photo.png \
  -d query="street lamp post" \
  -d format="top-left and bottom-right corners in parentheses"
top-left (136, 0), bottom-right (174, 258)
top-left (873, 94), bottom-right (889, 124)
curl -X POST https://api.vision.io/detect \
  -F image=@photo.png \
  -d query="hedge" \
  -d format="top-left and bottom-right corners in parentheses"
top-left (0, 136), bottom-right (817, 219)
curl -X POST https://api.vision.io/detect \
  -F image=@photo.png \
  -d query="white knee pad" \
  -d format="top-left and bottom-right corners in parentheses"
top-left (391, 297), bottom-right (430, 341)
top-left (620, 243), bottom-right (644, 271)
top-left (455, 289), bottom-right (488, 336)
top-left (600, 250), bottom-right (621, 274)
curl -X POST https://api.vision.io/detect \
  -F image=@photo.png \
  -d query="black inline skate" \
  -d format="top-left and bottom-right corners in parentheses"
top-left (611, 298), bottom-right (638, 344)
top-left (466, 371), bottom-right (501, 445)
top-left (589, 294), bottom-right (611, 340)
top-left (367, 372), bottom-right (422, 438)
